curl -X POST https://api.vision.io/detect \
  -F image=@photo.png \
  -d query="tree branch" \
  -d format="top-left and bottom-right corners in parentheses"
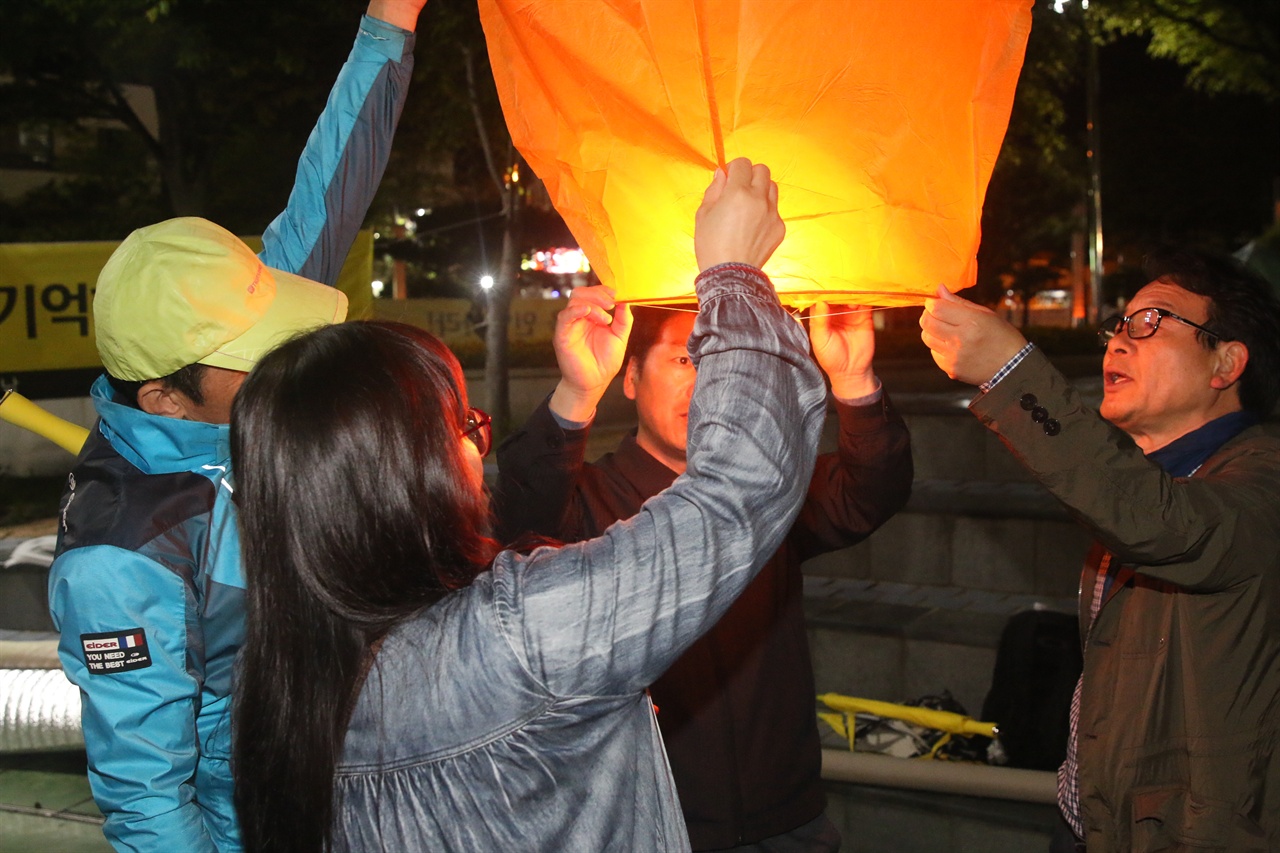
top-left (1146, 0), bottom-right (1278, 63)
top-left (461, 45), bottom-right (506, 200)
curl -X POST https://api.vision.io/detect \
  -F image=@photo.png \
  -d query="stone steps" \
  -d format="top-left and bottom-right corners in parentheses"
top-left (801, 390), bottom-right (1098, 718)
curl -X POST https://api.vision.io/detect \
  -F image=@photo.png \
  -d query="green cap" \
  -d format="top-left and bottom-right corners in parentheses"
top-left (94, 217), bottom-right (348, 381)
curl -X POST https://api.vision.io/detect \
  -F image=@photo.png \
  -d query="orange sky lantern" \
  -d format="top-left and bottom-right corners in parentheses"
top-left (479, 0), bottom-right (1033, 307)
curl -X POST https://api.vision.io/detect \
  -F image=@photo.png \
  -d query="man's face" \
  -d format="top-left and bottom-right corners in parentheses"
top-left (1100, 280), bottom-right (1238, 451)
top-left (185, 366), bottom-right (248, 425)
top-left (137, 365), bottom-right (248, 424)
top-left (625, 312), bottom-right (698, 474)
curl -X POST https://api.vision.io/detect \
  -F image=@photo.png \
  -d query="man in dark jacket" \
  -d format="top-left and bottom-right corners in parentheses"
top-left (496, 286), bottom-right (913, 851)
top-left (921, 250), bottom-right (1280, 853)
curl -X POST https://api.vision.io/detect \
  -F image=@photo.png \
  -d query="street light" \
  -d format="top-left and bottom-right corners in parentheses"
top-left (1055, 0), bottom-right (1104, 325)
top-left (480, 275), bottom-right (495, 291)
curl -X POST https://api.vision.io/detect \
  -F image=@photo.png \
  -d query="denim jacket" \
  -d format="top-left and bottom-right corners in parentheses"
top-left (331, 264), bottom-right (827, 852)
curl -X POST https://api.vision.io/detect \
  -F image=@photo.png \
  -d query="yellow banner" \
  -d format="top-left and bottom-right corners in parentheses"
top-left (373, 297), bottom-right (566, 346)
top-left (0, 231), bottom-right (374, 373)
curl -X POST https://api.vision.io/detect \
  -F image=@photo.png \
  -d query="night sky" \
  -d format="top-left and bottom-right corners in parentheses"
top-left (1089, 37), bottom-right (1280, 257)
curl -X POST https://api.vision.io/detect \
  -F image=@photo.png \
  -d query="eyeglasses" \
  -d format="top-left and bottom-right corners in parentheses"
top-left (461, 407), bottom-right (493, 458)
top-left (1097, 308), bottom-right (1220, 348)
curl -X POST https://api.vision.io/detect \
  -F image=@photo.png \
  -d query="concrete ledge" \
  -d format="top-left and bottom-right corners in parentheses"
top-left (802, 578), bottom-right (1078, 713)
top-left (823, 779), bottom-right (1060, 852)
top-left (907, 479), bottom-right (1069, 521)
top-left (0, 565), bottom-right (54, 633)
top-left (821, 750), bottom-right (1057, 804)
top-left (803, 576), bottom-right (1074, 649)
top-left (0, 641), bottom-right (60, 670)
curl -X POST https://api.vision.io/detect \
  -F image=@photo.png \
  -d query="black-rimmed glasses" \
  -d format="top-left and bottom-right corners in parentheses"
top-left (1098, 308), bottom-right (1220, 348)
top-left (462, 407), bottom-right (493, 457)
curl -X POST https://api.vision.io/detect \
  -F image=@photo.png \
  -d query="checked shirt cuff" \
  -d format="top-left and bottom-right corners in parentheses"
top-left (979, 342), bottom-right (1035, 395)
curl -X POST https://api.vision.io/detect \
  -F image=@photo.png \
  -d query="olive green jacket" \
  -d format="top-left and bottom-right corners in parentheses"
top-left (972, 348), bottom-right (1280, 853)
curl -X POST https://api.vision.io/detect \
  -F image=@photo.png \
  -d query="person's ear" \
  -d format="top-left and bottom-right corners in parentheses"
top-left (136, 380), bottom-right (197, 419)
top-left (623, 356), bottom-right (640, 401)
top-left (1209, 340), bottom-right (1249, 391)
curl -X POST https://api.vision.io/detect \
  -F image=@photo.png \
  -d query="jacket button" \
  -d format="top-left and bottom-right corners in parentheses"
top-left (1031, 406), bottom-right (1049, 423)
top-left (1020, 393), bottom-right (1037, 411)
top-left (1044, 419), bottom-right (1061, 436)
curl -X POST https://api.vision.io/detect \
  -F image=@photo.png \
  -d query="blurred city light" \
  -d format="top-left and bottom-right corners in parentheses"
top-left (522, 247), bottom-right (590, 275)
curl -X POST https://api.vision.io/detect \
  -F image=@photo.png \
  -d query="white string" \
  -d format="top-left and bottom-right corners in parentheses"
top-left (626, 303), bottom-right (899, 319)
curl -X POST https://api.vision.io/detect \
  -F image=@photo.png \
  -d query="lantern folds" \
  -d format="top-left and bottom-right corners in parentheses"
top-left (479, 0), bottom-right (1033, 306)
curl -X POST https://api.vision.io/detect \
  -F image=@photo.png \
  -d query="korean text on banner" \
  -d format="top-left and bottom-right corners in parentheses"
top-left (0, 231), bottom-right (374, 374)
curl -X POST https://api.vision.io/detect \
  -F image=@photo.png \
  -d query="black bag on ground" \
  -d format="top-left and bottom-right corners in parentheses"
top-left (980, 608), bottom-right (1082, 771)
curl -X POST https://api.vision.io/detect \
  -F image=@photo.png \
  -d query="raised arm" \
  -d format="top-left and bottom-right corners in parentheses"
top-left (810, 301), bottom-right (877, 400)
top-left (548, 285), bottom-right (633, 422)
top-left (365, 0), bottom-right (426, 31)
top-left (921, 285), bottom-right (1280, 589)
top-left (496, 160), bottom-right (828, 696)
top-left (259, 1), bottom-right (425, 282)
top-left (787, 302), bottom-right (913, 558)
top-left (972, 347), bottom-right (1280, 589)
top-left (493, 285), bottom-right (630, 544)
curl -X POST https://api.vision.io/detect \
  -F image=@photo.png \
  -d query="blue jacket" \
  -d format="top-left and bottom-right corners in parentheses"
top-left (330, 266), bottom-right (828, 852)
top-left (49, 16), bottom-right (415, 852)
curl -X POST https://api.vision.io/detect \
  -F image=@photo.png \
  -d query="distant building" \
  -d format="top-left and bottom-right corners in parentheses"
top-left (0, 82), bottom-right (158, 202)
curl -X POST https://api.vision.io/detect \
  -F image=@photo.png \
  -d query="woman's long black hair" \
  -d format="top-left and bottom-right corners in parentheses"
top-left (230, 321), bottom-right (498, 852)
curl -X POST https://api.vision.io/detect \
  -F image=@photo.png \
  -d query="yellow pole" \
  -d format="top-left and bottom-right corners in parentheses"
top-left (817, 693), bottom-right (997, 738)
top-left (0, 390), bottom-right (90, 457)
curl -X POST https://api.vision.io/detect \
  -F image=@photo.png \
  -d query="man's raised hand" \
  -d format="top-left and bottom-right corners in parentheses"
top-left (920, 285), bottom-right (1028, 386)
top-left (549, 286), bottom-right (633, 423)
top-left (367, 0), bottom-right (428, 31)
top-left (811, 302), bottom-right (877, 400)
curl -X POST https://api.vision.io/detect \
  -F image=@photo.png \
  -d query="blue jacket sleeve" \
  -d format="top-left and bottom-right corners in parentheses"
top-left (48, 546), bottom-right (214, 853)
top-left (259, 15), bottom-right (415, 283)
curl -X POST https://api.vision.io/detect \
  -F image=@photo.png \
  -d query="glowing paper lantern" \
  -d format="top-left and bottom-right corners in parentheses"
top-left (479, 0), bottom-right (1032, 306)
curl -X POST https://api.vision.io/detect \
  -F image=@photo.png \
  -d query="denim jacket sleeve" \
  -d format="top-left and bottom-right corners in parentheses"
top-left (488, 264), bottom-right (827, 698)
top-left (258, 15), bottom-right (415, 284)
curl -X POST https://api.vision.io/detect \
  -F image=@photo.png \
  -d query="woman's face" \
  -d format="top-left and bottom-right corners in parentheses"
top-left (459, 432), bottom-right (484, 487)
